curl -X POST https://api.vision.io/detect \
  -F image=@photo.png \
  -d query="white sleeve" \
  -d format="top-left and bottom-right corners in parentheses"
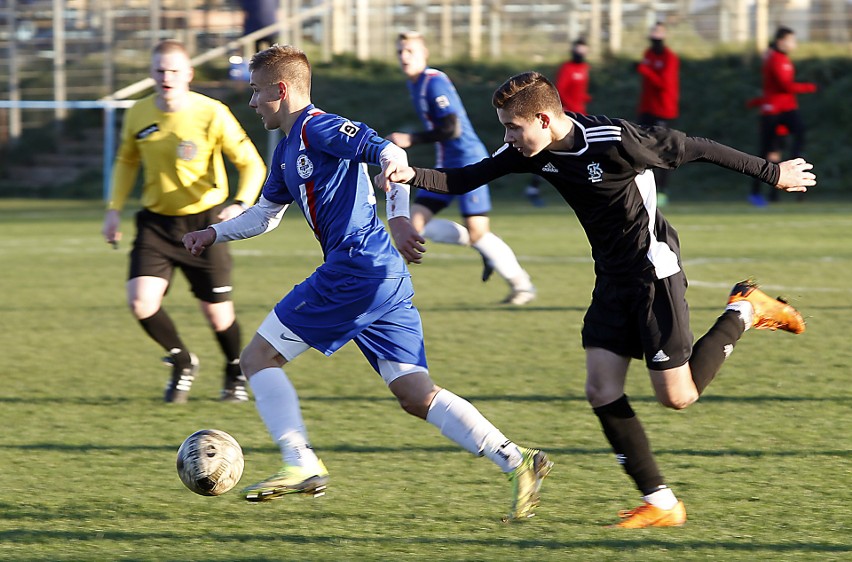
top-left (379, 143), bottom-right (411, 220)
top-left (211, 195), bottom-right (289, 243)
top-left (385, 182), bottom-right (411, 220)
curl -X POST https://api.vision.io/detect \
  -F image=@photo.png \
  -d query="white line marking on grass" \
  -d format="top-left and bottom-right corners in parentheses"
top-left (687, 279), bottom-right (852, 294)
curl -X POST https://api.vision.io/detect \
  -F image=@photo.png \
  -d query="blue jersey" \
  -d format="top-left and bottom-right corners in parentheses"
top-left (407, 68), bottom-right (489, 168)
top-left (262, 105), bottom-right (409, 279)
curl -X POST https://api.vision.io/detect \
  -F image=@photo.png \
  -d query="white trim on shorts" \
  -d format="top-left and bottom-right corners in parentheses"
top-left (256, 310), bottom-right (427, 386)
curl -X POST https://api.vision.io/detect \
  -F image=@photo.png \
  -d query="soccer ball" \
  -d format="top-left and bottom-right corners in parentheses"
top-left (176, 429), bottom-right (244, 496)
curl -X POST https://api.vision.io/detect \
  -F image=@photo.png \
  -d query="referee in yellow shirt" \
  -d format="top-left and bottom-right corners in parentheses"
top-left (102, 40), bottom-right (266, 403)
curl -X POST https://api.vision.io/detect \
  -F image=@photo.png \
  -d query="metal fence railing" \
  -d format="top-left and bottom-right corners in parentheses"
top-left (1, 1), bottom-right (850, 145)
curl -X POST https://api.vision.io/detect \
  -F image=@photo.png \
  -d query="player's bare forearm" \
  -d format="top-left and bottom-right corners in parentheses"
top-left (776, 158), bottom-right (816, 192)
top-left (183, 227), bottom-right (217, 256)
top-left (386, 132), bottom-right (413, 149)
top-left (388, 217), bottom-right (426, 265)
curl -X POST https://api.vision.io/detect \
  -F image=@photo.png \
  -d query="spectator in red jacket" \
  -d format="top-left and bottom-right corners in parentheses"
top-left (636, 22), bottom-right (679, 206)
top-left (525, 39), bottom-right (591, 207)
top-left (748, 26), bottom-right (817, 206)
top-left (555, 38), bottom-right (592, 114)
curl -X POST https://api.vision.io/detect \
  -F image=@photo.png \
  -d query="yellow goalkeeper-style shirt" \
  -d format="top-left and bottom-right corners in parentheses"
top-left (108, 91), bottom-right (266, 216)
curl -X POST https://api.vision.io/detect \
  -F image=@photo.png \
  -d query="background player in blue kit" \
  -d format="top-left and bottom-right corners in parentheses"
top-left (182, 45), bottom-right (552, 521)
top-left (387, 31), bottom-right (536, 305)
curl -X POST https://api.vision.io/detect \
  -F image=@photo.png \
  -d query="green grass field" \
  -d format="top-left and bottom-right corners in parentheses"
top-left (1, 197), bottom-right (850, 561)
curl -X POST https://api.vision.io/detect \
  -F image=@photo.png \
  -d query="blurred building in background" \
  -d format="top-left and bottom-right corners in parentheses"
top-left (1, 1), bottom-right (850, 147)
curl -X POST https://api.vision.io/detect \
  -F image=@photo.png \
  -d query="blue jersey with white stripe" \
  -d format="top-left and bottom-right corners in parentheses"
top-left (261, 105), bottom-right (409, 279)
top-left (407, 68), bottom-right (489, 167)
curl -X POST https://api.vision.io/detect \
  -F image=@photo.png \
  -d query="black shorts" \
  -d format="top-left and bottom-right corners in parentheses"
top-left (129, 206), bottom-right (233, 303)
top-left (581, 271), bottom-right (693, 370)
top-left (759, 110), bottom-right (805, 156)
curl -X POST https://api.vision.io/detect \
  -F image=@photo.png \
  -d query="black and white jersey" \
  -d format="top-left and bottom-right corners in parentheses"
top-left (410, 113), bottom-right (780, 280)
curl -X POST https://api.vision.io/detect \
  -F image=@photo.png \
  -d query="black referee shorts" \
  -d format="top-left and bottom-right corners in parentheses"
top-left (582, 271), bottom-right (693, 370)
top-left (128, 206), bottom-right (233, 303)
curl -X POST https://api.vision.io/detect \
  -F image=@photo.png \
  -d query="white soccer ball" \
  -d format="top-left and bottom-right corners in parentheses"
top-left (176, 429), bottom-right (244, 496)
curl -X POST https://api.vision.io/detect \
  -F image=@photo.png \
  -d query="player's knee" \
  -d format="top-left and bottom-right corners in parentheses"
top-left (585, 379), bottom-right (621, 407)
top-left (656, 391), bottom-right (697, 410)
top-left (129, 298), bottom-right (159, 320)
top-left (396, 395), bottom-right (430, 419)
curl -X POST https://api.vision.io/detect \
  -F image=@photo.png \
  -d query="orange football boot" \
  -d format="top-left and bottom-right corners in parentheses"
top-left (728, 279), bottom-right (805, 334)
top-left (609, 500), bottom-right (687, 529)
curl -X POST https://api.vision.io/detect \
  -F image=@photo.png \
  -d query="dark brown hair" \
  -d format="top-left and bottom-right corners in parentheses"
top-left (492, 71), bottom-right (563, 119)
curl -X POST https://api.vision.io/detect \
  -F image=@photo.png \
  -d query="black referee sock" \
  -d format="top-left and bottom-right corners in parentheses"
top-left (690, 310), bottom-right (745, 395)
top-left (214, 320), bottom-right (242, 367)
top-left (138, 308), bottom-right (191, 367)
top-left (593, 395), bottom-right (665, 495)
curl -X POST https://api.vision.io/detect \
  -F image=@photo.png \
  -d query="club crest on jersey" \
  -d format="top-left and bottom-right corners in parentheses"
top-left (176, 141), bottom-right (197, 161)
top-left (587, 162), bottom-right (603, 183)
top-left (296, 154), bottom-right (313, 179)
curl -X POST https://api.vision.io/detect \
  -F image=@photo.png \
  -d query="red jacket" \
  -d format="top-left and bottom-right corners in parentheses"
top-left (761, 48), bottom-right (816, 114)
top-left (637, 47), bottom-right (679, 119)
top-left (554, 61), bottom-right (591, 114)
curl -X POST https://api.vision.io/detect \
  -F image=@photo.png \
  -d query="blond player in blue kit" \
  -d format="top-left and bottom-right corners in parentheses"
top-left (182, 45), bottom-right (552, 521)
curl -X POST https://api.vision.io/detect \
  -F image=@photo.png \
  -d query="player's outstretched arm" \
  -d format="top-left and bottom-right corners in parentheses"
top-left (183, 227), bottom-right (217, 256)
top-left (776, 158), bottom-right (816, 193)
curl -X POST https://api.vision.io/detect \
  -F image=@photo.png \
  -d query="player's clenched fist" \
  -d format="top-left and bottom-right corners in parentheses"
top-left (183, 227), bottom-right (217, 256)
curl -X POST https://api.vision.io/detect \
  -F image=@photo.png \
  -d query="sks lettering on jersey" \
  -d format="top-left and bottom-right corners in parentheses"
top-left (296, 154), bottom-right (313, 179)
top-left (177, 140), bottom-right (198, 161)
top-left (136, 123), bottom-right (159, 139)
top-left (587, 162), bottom-right (603, 183)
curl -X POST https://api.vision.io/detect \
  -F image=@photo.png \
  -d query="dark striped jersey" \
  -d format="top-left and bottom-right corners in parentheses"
top-left (408, 113), bottom-right (780, 281)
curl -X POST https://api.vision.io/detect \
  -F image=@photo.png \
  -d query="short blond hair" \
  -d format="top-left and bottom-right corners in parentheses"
top-left (152, 39), bottom-right (190, 58)
top-left (397, 30), bottom-right (426, 44)
top-left (249, 44), bottom-right (312, 96)
top-left (492, 71), bottom-right (563, 119)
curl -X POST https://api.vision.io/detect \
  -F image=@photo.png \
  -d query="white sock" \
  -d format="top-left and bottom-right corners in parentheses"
top-left (725, 300), bottom-right (754, 331)
top-left (643, 486), bottom-right (679, 510)
top-left (426, 389), bottom-right (523, 472)
top-left (421, 218), bottom-right (470, 245)
top-left (249, 367), bottom-right (319, 467)
top-left (472, 232), bottom-right (531, 290)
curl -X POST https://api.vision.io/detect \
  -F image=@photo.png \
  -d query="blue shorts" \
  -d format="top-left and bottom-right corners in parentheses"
top-left (414, 183), bottom-right (492, 217)
top-left (272, 267), bottom-right (427, 372)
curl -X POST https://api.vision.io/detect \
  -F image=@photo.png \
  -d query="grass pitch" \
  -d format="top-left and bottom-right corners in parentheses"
top-left (0, 197), bottom-right (850, 561)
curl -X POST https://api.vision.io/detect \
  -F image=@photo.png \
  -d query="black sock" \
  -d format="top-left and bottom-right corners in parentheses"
top-left (214, 320), bottom-right (242, 363)
top-left (138, 308), bottom-right (190, 367)
top-left (690, 310), bottom-right (745, 395)
top-left (593, 395), bottom-right (664, 495)
top-left (215, 321), bottom-right (243, 383)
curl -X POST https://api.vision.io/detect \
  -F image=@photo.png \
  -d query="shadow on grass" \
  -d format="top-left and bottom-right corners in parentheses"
top-left (0, 441), bottom-right (847, 459)
top-left (0, 393), bottom-right (849, 406)
top-left (0, 528), bottom-right (849, 554)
